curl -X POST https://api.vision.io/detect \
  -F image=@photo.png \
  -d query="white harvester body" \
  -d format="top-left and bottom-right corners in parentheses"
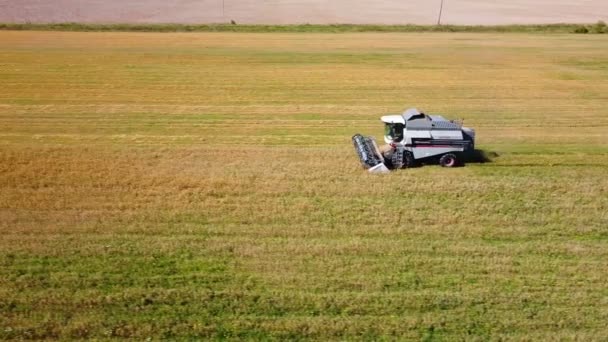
top-left (353, 108), bottom-right (475, 172)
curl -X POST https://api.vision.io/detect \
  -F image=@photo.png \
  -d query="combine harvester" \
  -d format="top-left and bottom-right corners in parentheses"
top-left (353, 108), bottom-right (475, 173)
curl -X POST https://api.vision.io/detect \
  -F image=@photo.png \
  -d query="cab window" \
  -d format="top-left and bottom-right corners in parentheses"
top-left (384, 123), bottom-right (404, 142)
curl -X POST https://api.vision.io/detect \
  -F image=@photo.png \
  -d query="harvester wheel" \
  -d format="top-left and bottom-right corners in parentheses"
top-left (403, 151), bottom-right (415, 168)
top-left (439, 153), bottom-right (459, 167)
top-left (390, 148), bottom-right (404, 169)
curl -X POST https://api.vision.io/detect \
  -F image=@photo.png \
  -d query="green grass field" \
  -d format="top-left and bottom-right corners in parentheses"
top-left (1, 31), bottom-right (607, 340)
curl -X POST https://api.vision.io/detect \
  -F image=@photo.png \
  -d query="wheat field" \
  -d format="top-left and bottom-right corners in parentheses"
top-left (1, 31), bottom-right (608, 339)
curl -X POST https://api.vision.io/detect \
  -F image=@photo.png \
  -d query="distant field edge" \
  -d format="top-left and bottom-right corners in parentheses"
top-left (1, 22), bottom-right (607, 33)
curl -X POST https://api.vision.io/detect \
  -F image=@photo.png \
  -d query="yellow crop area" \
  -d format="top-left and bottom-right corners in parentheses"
top-left (1, 31), bottom-right (607, 339)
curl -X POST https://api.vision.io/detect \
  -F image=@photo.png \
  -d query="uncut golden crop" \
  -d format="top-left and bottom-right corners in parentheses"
top-left (1, 31), bottom-right (607, 339)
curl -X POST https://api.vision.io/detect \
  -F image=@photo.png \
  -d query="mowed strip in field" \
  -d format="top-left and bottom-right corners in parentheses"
top-left (1, 31), bottom-right (607, 339)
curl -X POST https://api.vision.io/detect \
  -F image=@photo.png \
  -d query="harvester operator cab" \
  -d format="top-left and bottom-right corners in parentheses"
top-left (384, 122), bottom-right (404, 142)
top-left (381, 114), bottom-right (407, 143)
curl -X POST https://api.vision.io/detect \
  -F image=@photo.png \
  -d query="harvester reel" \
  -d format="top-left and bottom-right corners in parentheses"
top-left (352, 134), bottom-right (383, 169)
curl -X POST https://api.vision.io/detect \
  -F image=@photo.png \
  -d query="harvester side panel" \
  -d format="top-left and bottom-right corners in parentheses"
top-left (410, 146), bottom-right (465, 160)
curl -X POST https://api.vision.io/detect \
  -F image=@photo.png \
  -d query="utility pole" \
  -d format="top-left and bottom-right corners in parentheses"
top-left (437, 0), bottom-right (444, 25)
top-left (222, 0), bottom-right (225, 22)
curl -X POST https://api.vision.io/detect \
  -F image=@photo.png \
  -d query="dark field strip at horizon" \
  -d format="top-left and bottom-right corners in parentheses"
top-left (1, 31), bottom-right (608, 339)
top-left (1, 22), bottom-right (607, 33)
